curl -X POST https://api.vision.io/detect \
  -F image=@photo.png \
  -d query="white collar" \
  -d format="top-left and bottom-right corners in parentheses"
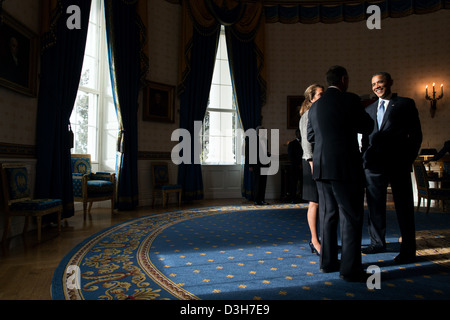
top-left (378, 93), bottom-right (392, 105)
top-left (328, 86), bottom-right (341, 92)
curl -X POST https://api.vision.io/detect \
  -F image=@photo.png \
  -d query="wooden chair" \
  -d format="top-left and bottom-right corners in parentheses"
top-left (443, 161), bottom-right (450, 187)
top-left (1, 163), bottom-right (62, 243)
top-left (413, 160), bottom-right (450, 214)
top-left (71, 154), bottom-right (115, 220)
top-left (151, 162), bottom-right (182, 208)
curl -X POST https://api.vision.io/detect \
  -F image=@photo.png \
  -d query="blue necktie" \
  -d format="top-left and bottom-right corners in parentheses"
top-left (377, 100), bottom-right (385, 129)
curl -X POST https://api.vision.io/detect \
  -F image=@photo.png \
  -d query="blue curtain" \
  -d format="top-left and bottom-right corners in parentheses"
top-left (226, 27), bottom-right (264, 200)
top-left (177, 1), bottom-right (265, 201)
top-left (36, 0), bottom-right (91, 218)
top-left (177, 26), bottom-right (220, 201)
top-left (104, 0), bottom-right (144, 210)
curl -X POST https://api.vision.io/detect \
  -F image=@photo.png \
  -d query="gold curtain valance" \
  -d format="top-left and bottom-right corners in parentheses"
top-left (185, 0), bottom-right (263, 36)
top-left (40, 0), bottom-right (149, 83)
top-left (178, 0), bottom-right (266, 98)
top-left (40, 0), bottom-right (63, 51)
top-left (232, 3), bottom-right (263, 37)
top-left (41, 0), bottom-right (59, 35)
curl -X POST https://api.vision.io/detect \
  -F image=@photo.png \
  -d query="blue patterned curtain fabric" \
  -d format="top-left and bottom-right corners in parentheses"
top-left (177, 26), bottom-right (220, 201)
top-left (178, 1), bottom-right (266, 201)
top-left (226, 28), bottom-right (263, 200)
top-left (105, 0), bottom-right (143, 210)
top-left (36, 0), bottom-right (92, 219)
top-left (264, 0), bottom-right (450, 24)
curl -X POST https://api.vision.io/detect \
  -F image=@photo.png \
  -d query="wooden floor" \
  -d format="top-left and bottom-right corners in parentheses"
top-left (0, 198), bottom-right (250, 300)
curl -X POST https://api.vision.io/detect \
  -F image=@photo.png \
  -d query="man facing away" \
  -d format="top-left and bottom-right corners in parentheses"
top-left (287, 129), bottom-right (303, 203)
top-left (361, 72), bottom-right (422, 264)
top-left (307, 66), bottom-right (373, 281)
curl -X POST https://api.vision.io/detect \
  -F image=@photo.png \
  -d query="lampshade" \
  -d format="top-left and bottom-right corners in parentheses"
top-left (419, 148), bottom-right (438, 157)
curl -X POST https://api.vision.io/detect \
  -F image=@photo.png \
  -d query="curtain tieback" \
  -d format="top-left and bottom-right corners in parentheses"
top-left (117, 129), bottom-right (125, 153)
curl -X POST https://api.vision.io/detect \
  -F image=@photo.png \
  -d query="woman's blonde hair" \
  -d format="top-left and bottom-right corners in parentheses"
top-left (299, 84), bottom-right (324, 116)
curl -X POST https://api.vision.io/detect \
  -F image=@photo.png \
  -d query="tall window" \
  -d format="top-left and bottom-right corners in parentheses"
top-left (70, 0), bottom-right (118, 171)
top-left (201, 26), bottom-right (242, 165)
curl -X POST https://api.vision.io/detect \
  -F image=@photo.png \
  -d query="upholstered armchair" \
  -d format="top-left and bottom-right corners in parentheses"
top-left (71, 154), bottom-right (115, 220)
top-left (1, 163), bottom-right (62, 243)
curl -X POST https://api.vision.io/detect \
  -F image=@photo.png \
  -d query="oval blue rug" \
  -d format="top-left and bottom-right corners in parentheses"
top-left (51, 204), bottom-right (450, 300)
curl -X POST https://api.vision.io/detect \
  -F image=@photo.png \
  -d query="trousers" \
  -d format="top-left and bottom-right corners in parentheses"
top-left (316, 179), bottom-right (364, 276)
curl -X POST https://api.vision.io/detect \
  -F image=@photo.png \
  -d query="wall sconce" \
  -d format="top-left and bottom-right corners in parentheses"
top-left (425, 83), bottom-right (444, 118)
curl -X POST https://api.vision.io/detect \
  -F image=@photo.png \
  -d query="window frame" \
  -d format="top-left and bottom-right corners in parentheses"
top-left (201, 25), bottom-right (242, 166)
top-left (70, 0), bottom-right (117, 172)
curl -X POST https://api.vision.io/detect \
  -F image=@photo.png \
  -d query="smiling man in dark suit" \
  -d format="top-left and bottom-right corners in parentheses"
top-left (361, 72), bottom-right (422, 264)
top-left (307, 66), bottom-right (373, 281)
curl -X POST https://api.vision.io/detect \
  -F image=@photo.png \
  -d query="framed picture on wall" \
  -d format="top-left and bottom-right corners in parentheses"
top-left (143, 81), bottom-right (175, 123)
top-left (0, 11), bottom-right (38, 97)
top-left (287, 95), bottom-right (305, 129)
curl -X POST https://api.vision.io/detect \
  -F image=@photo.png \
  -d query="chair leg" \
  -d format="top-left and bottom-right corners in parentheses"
top-left (23, 216), bottom-right (30, 234)
top-left (2, 217), bottom-right (11, 243)
top-left (178, 191), bottom-right (181, 207)
top-left (88, 202), bottom-right (93, 214)
top-left (36, 216), bottom-right (42, 243)
top-left (83, 201), bottom-right (88, 220)
top-left (426, 197), bottom-right (431, 215)
top-left (57, 210), bottom-right (61, 235)
top-left (111, 198), bottom-right (114, 214)
top-left (152, 191), bottom-right (155, 208)
top-left (416, 197), bottom-right (421, 212)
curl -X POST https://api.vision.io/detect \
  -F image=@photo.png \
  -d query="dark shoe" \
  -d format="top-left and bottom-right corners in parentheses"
top-left (254, 201), bottom-right (269, 205)
top-left (394, 253), bottom-right (416, 264)
top-left (320, 262), bottom-right (340, 273)
top-left (361, 244), bottom-right (385, 254)
top-left (309, 242), bottom-right (320, 255)
top-left (340, 271), bottom-right (368, 283)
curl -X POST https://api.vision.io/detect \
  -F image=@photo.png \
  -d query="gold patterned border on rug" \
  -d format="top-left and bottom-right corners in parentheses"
top-left (60, 204), bottom-right (308, 300)
top-left (416, 229), bottom-right (450, 269)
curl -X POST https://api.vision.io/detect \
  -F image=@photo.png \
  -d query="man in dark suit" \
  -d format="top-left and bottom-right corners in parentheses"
top-left (361, 72), bottom-right (422, 264)
top-left (287, 129), bottom-right (303, 202)
top-left (248, 126), bottom-right (269, 205)
top-left (307, 66), bottom-right (373, 281)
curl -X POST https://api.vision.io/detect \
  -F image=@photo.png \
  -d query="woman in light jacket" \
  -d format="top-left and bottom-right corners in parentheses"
top-left (299, 84), bottom-right (324, 255)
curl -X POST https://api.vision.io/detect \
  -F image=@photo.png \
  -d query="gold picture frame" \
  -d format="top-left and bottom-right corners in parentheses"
top-left (287, 95), bottom-right (305, 129)
top-left (143, 81), bottom-right (175, 123)
top-left (0, 11), bottom-right (38, 97)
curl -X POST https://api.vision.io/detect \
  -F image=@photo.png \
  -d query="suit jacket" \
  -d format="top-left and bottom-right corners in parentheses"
top-left (307, 87), bottom-right (373, 182)
top-left (245, 135), bottom-right (270, 170)
top-left (288, 138), bottom-right (303, 166)
top-left (361, 94), bottom-right (422, 173)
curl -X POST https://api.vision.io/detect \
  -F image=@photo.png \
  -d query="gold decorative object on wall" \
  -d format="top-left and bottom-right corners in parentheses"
top-left (143, 81), bottom-right (175, 123)
top-left (425, 82), bottom-right (444, 118)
